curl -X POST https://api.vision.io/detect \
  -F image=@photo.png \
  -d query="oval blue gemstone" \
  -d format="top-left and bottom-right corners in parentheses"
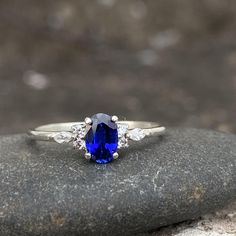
top-left (85, 113), bottom-right (118, 164)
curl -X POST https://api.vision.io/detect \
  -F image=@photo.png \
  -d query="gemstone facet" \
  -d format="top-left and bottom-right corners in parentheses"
top-left (85, 113), bottom-right (118, 164)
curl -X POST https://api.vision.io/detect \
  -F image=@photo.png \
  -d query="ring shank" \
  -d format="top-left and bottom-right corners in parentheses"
top-left (35, 121), bottom-right (161, 131)
top-left (30, 121), bottom-right (165, 141)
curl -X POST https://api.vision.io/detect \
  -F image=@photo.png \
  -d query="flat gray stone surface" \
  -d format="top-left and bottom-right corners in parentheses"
top-left (0, 128), bottom-right (235, 236)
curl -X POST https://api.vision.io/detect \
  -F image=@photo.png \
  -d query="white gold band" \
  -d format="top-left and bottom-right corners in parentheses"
top-left (29, 121), bottom-right (165, 142)
top-left (29, 113), bottom-right (166, 164)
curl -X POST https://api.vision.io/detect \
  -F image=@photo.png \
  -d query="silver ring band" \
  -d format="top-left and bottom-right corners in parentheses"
top-left (29, 113), bottom-right (165, 164)
top-left (30, 121), bottom-right (165, 141)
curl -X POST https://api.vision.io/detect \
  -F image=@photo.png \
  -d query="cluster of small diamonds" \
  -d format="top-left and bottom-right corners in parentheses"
top-left (71, 124), bottom-right (86, 150)
top-left (117, 124), bottom-right (129, 148)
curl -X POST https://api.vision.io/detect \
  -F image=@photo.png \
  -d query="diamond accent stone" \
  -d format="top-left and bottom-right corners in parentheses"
top-left (71, 124), bottom-right (86, 137)
top-left (118, 136), bottom-right (129, 148)
top-left (71, 124), bottom-right (86, 149)
top-left (73, 138), bottom-right (85, 150)
top-left (53, 132), bottom-right (72, 144)
top-left (128, 128), bottom-right (145, 141)
top-left (117, 123), bottom-right (129, 148)
top-left (118, 123), bottom-right (129, 137)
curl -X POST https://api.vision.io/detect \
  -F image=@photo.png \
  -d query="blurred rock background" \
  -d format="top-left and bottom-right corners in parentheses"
top-left (0, 0), bottom-right (236, 134)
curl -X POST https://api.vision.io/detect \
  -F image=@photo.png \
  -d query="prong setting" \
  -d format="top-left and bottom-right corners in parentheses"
top-left (85, 117), bottom-right (92, 125)
top-left (111, 115), bottom-right (118, 122)
top-left (113, 152), bottom-right (119, 160)
top-left (85, 152), bottom-right (91, 160)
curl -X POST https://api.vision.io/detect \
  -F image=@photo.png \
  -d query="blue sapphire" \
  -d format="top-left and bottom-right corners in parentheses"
top-left (85, 113), bottom-right (118, 164)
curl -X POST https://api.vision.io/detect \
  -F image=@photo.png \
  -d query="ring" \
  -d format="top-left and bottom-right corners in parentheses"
top-left (29, 113), bottom-right (166, 164)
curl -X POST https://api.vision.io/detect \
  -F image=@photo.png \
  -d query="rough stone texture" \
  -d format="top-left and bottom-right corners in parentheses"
top-left (147, 201), bottom-right (236, 236)
top-left (0, 128), bottom-right (235, 236)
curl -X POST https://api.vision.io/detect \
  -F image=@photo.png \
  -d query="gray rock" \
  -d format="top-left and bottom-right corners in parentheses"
top-left (146, 201), bottom-right (236, 236)
top-left (0, 128), bottom-right (235, 236)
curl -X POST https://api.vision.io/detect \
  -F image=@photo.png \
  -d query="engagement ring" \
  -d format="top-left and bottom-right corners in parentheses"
top-left (29, 113), bottom-right (165, 164)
